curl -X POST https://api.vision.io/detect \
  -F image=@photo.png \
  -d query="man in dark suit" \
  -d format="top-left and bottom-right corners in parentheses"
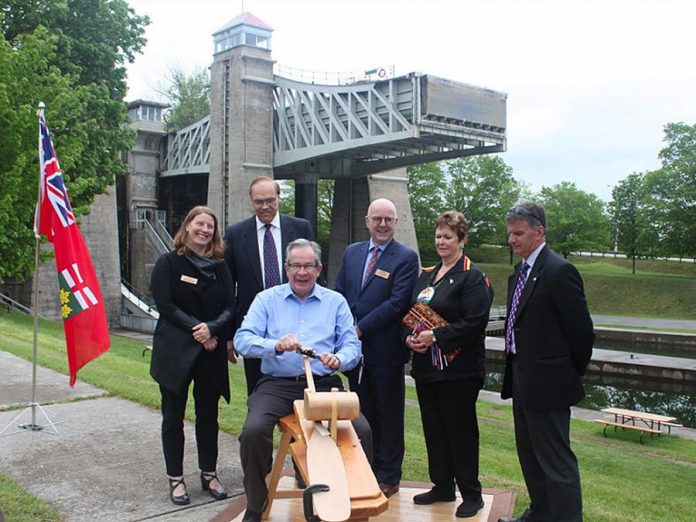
top-left (335, 198), bottom-right (419, 498)
top-left (224, 176), bottom-right (315, 396)
top-left (499, 202), bottom-right (594, 522)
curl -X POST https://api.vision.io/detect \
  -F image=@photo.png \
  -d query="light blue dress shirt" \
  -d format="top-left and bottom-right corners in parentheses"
top-left (234, 283), bottom-right (362, 376)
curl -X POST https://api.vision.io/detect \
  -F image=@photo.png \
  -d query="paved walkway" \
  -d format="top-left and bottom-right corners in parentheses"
top-left (592, 314), bottom-right (696, 331)
top-left (0, 351), bottom-right (244, 521)
top-left (2, 334), bottom-right (695, 521)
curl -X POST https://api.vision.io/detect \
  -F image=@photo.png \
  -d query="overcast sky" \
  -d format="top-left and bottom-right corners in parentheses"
top-left (125, 0), bottom-right (696, 200)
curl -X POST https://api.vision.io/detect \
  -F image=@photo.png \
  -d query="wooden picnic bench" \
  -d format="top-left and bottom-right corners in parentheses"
top-left (596, 407), bottom-right (682, 443)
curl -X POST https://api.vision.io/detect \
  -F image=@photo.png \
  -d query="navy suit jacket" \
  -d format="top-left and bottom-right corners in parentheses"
top-left (335, 239), bottom-right (419, 366)
top-left (224, 214), bottom-right (314, 332)
top-left (501, 246), bottom-right (594, 409)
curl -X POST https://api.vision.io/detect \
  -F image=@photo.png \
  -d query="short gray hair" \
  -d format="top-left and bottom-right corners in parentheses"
top-left (506, 202), bottom-right (546, 229)
top-left (286, 238), bottom-right (322, 266)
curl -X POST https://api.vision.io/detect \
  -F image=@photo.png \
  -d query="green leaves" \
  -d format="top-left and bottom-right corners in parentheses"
top-left (0, 1), bottom-right (148, 283)
top-left (162, 66), bottom-right (210, 132)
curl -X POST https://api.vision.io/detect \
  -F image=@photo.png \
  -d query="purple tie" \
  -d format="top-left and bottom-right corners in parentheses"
top-left (505, 262), bottom-right (529, 354)
top-left (362, 246), bottom-right (380, 288)
top-left (263, 224), bottom-right (281, 288)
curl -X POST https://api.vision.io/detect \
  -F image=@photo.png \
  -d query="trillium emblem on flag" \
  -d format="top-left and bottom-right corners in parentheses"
top-left (58, 263), bottom-right (99, 320)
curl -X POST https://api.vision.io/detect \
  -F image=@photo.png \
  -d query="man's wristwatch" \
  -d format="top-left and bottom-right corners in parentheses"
top-left (431, 331), bottom-right (437, 343)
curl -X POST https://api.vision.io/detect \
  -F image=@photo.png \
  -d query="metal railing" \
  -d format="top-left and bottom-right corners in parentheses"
top-left (0, 291), bottom-right (49, 319)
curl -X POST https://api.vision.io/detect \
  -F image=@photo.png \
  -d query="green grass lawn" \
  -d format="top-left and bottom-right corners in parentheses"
top-left (2, 311), bottom-right (696, 521)
top-left (479, 262), bottom-right (696, 319)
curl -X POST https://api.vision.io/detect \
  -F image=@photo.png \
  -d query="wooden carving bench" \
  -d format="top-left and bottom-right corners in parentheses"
top-left (263, 401), bottom-right (389, 521)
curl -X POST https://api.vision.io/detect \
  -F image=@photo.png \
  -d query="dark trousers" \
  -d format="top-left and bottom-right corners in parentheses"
top-left (160, 357), bottom-right (221, 477)
top-left (415, 378), bottom-right (483, 501)
top-left (239, 375), bottom-right (373, 512)
top-left (348, 364), bottom-right (405, 484)
top-left (512, 363), bottom-right (583, 521)
top-left (243, 357), bottom-right (263, 396)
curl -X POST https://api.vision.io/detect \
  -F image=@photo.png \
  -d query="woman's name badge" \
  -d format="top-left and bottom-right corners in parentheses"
top-left (180, 275), bottom-right (198, 285)
top-left (375, 269), bottom-right (390, 279)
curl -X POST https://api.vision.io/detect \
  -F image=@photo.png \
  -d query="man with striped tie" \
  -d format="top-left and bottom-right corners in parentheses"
top-left (335, 198), bottom-right (419, 498)
top-left (499, 202), bottom-right (594, 522)
top-left (224, 176), bottom-right (314, 396)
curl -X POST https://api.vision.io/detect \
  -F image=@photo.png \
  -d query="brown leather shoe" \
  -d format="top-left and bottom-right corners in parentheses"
top-left (379, 482), bottom-right (400, 498)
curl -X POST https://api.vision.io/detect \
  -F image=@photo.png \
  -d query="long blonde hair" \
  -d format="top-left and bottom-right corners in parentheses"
top-left (172, 206), bottom-right (225, 261)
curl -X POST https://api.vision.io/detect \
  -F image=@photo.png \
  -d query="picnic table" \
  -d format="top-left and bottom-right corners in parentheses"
top-left (595, 407), bottom-right (682, 443)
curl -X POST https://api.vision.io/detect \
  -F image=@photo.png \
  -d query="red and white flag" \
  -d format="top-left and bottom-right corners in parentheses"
top-left (35, 109), bottom-right (110, 386)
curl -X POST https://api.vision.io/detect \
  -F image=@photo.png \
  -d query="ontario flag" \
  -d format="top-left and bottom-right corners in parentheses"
top-left (35, 109), bottom-right (110, 386)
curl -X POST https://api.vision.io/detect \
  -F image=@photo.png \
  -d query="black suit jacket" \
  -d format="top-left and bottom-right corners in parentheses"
top-left (224, 213), bottom-right (314, 331)
top-left (335, 239), bottom-right (418, 366)
top-left (501, 246), bottom-right (594, 409)
top-left (149, 251), bottom-right (234, 400)
top-left (408, 256), bottom-right (492, 383)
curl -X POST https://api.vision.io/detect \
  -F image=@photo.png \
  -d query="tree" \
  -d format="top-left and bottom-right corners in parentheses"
top-left (407, 162), bottom-right (446, 262)
top-left (609, 173), bottom-right (657, 273)
top-left (651, 122), bottom-right (696, 257)
top-left (445, 155), bottom-right (526, 248)
top-left (162, 66), bottom-right (210, 132)
top-left (539, 181), bottom-right (611, 258)
top-left (0, 1), bottom-right (149, 282)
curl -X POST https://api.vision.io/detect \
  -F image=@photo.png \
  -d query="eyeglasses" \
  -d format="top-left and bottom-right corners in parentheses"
top-left (252, 197), bottom-right (278, 207)
top-left (286, 263), bottom-right (318, 272)
top-left (367, 216), bottom-right (395, 224)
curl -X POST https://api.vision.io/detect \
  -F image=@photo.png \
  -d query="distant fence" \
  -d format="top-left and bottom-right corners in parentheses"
top-left (572, 251), bottom-right (696, 263)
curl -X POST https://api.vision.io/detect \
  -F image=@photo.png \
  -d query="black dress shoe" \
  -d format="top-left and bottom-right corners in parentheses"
top-left (379, 482), bottom-right (400, 498)
top-left (242, 508), bottom-right (262, 522)
top-left (456, 497), bottom-right (484, 518)
top-left (200, 471), bottom-right (228, 500)
top-left (498, 508), bottom-right (532, 522)
top-left (413, 487), bottom-right (456, 505)
top-left (168, 477), bottom-right (190, 506)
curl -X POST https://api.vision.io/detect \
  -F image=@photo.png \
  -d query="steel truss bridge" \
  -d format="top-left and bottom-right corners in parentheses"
top-left (160, 72), bottom-right (506, 178)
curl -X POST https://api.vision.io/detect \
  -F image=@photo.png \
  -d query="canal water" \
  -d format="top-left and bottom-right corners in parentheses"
top-left (484, 351), bottom-right (696, 428)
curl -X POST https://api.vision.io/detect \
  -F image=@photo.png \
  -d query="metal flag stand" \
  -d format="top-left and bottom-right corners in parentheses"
top-left (0, 102), bottom-right (60, 437)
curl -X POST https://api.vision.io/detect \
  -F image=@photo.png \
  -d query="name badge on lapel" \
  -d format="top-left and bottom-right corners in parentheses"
top-left (180, 274), bottom-right (198, 285)
top-left (375, 269), bottom-right (390, 280)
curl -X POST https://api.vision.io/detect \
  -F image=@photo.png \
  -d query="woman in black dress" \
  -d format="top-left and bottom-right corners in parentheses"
top-left (150, 206), bottom-right (234, 505)
top-left (405, 210), bottom-right (493, 518)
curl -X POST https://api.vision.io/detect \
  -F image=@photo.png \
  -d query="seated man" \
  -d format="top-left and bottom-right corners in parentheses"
top-left (234, 238), bottom-right (373, 522)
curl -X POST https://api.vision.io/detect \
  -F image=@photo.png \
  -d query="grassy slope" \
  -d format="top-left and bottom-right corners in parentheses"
top-left (465, 246), bottom-right (696, 318)
top-left (2, 312), bottom-right (696, 521)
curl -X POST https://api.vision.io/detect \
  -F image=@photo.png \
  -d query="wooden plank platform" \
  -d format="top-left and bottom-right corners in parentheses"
top-left (212, 477), bottom-right (515, 522)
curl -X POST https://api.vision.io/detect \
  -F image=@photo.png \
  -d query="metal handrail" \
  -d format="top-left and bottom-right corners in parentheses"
top-left (0, 291), bottom-right (49, 319)
top-left (143, 219), bottom-right (169, 255)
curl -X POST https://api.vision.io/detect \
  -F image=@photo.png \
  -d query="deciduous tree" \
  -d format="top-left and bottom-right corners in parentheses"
top-left (161, 66), bottom-right (210, 132)
top-left (445, 155), bottom-right (526, 248)
top-left (0, 1), bottom-right (149, 282)
top-left (539, 181), bottom-right (611, 258)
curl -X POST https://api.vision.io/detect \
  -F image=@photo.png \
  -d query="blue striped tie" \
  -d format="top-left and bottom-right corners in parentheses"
top-left (505, 262), bottom-right (529, 354)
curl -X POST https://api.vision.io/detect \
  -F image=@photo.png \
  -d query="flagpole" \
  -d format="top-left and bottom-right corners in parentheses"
top-left (0, 102), bottom-right (60, 437)
top-left (29, 102), bottom-right (45, 428)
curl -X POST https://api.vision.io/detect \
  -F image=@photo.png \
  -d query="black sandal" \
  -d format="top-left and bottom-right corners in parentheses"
top-left (168, 477), bottom-right (190, 505)
top-left (201, 471), bottom-right (228, 500)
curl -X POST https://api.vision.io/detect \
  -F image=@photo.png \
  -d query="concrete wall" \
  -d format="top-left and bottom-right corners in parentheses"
top-left (209, 45), bottom-right (275, 228)
top-left (326, 168), bottom-right (419, 286)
